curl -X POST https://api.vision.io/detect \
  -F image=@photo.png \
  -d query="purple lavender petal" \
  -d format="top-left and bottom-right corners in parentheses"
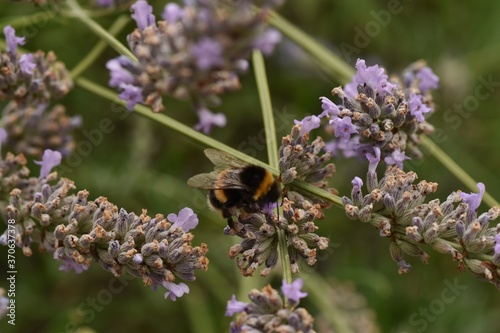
top-left (131, 0), bottom-right (157, 30)
top-left (194, 108), bottom-right (227, 134)
top-left (118, 84), bottom-right (144, 111)
top-left (19, 53), bottom-right (36, 75)
top-left (225, 294), bottom-right (248, 316)
top-left (330, 117), bottom-right (358, 140)
top-left (409, 93), bottom-right (431, 122)
top-left (163, 281), bottom-right (189, 301)
top-left (352, 176), bottom-right (363, 188)
top-left (345, 59), bottom-right (397, 98)
top-left (168, 207), bottom-right (199, 232)
top-left (162, 3), bottom-right (183, 23)
top-left (294, 115), bottom-right (321, 134)
top-left (416, 66), bottom-right (439, 93)
top-left (3, 26), bottom-right (25, 56)
top-left (106, 56), bottom-right (136, 87)
top-left (494, 234), bottom-right (500, 254)
top-left (35, 149), bottom-right (62, 179)
top-left (191, 38), bottom-right (224, 70)
top-left (366, 146), bottom-right (381, 173)
top-left (460, 182), bottom-right (485, 213)
top-left (384, 149), bottom-right (410, 169)
top-left (253, 28), bottom-right (281, 55)
top-left (281, 278), bottom-right (307, 302)
top-left (319, 96), bottom-right (340, 118)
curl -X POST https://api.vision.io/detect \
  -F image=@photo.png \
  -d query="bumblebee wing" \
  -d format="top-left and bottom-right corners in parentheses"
top-left (187, 172), bottom-right (219, 189)
top-left (187, 169), bottom-right (250, 190)
top-left (204, 148), bottom-right (248, 171)
top-left (215, 168), bottom-right (249, 190)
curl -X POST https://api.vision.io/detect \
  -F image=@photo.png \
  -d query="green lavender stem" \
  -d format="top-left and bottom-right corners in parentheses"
top-left (253, 50), bottom-right (279, 168)
top-left (252, 49), bottom-right (293, 284)
top-left (269, 10), bottom-right (354, 83)
top-left (70, 15), bottom-right (131, 78)
top-left (65, 0), bottom-right (137, 62)
top-left (305, 274), bottom-right (355, 333)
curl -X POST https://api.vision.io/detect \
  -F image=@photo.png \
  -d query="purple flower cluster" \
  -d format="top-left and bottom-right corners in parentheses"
top-left (107, 0), bottom-right (282, 133)
top-left (297, 58), bottom-right (439, 169)
top-left (342, 152), bottom-right (500, 286)
top-left (1, 26), bottom-right (78, 158)
top-left (1, 26), bottom-right (73, 106)
top-left (227, 279), bottom-right (316, 332)
top-left (0, 149), bottom-right (209, 300)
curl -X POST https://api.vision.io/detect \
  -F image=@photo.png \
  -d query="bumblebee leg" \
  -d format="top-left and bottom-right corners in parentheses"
top-left (224, 217), bottom-right (236, 235)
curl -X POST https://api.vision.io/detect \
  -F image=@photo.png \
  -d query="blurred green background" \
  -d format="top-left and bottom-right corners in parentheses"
top-left (1, 0), bottom-right (500, 332)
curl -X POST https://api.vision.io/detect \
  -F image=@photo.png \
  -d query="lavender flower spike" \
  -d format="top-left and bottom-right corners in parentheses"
top-left (228, 283), bottom-right (316, 332)
top-left (35, 149), bottom-right (62, 178)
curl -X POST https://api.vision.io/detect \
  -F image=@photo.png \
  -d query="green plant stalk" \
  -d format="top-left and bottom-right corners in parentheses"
top-left (268, 10), bottom-right (355, 83)
top-left (252, 50), bottom-right (279, 168)
top-left (182, 283), bottom-right (217, 333)
top-left (65, 0), bottom-right (137, 62)
top-left (420, 136), bottom-right (499, 207)
top-left (75, 78), bottom-right (344, 209)
top-left (305, 274), bottom-right (355, 333)
top-left (252, 49), bottom-right (293, 285)
top-left (269, 10), bottom-right (498, 207)
top-left (70, 15), bottom-right (131, 79)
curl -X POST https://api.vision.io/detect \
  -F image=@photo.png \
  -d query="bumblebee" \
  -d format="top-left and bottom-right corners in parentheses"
top-left (187, 149), bottom-right (280, 227)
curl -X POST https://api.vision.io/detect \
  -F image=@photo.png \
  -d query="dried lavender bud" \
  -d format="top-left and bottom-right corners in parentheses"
top-left (107, 0), bottom-right (282, 133)
top-left (227, 279), bottom-right (316, 333)
top-left (1, 26), bottom-right (73, 106)
top-left (304, 59), bottom-right (438, 168)
top-left (279, 124), bottom-right (337, 214)
top-left (343, 153), bottom-right (500, 287)
top-left (228, 197), bottom-right (329, 277)
top-left (1, 101), bottom-right (81, 157)
top-left (0, 149), bottom-right (208, 300)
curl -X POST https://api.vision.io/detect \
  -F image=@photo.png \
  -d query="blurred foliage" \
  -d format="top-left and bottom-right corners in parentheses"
top-left (1, 0), bottom-right (500, 332)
